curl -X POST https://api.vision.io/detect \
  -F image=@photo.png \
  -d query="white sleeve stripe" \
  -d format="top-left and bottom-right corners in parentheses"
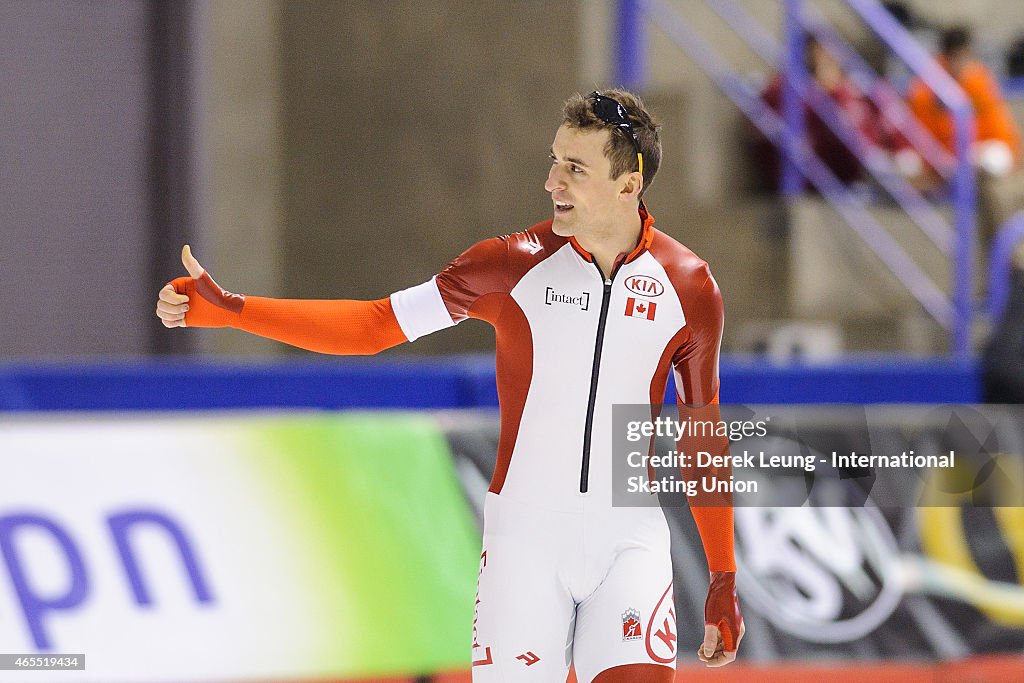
top-left (390, 277), bottom-right (457, 342)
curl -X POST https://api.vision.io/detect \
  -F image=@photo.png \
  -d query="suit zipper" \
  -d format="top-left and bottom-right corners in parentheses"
top-left (580, 262), bottom-right (621, 493)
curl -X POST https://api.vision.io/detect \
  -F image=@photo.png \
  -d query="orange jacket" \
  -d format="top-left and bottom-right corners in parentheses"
top-left (908, 58), bottom-right (1021, 164)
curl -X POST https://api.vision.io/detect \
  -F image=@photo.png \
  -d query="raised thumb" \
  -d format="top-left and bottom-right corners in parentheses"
top-left (181, 244), bottom-right (205, 279)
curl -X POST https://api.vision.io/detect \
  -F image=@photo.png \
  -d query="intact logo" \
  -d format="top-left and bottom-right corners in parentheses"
top-left (545, 286), bottom-right (590, 311)
top-left (625, 297), bottom-right (656, 321)
top-left (622, 608), bottom-right (642, 640)
top-left (625, 275), bottom-right (664, 298)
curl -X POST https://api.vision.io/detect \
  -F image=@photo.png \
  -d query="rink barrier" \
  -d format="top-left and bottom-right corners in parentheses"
top-left (0, 354), bottom-right (979, 411)
top-left (1, 404), bottom-right (1020, 681)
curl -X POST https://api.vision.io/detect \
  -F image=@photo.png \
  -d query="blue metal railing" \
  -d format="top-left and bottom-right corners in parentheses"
top-left (796, 3), bottom-right (954, 175)
top-left (615, 0), bottom-right (647, 88)
top-left (781, 0), bottom-right (806, 196)
top-left (1004, 76), bottom-right (1024, 98)
top-left (843, 0), bottom-right (977, 357)
top-left (628, 0), bottom-right (951, 324)
top-left (615, 0), bottom-right (978, 356)
top-left (704, 0), bottom-right (953, 253)
top-left (988, 211), bottom-right (1024, 322)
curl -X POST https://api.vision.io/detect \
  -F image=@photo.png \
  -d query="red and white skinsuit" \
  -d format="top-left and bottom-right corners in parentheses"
top-left (170, 206), bottom-right (741, 682)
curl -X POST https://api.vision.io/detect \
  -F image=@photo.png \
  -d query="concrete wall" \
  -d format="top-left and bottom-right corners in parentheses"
top-left (902, 0), bottom-right (1024, 50)
top-left (197, 0), bottom-right (285, 356)
top-left (0, 1), bottom-right (580, 359)
top-left (274, 1), bottom-right (578, 355)
top-left (0, 1), bottom-right (151, 359)
top-left (4, 1), bottom-right (1022, 359)
top-left (198, 0), bottom-right (1022, 356)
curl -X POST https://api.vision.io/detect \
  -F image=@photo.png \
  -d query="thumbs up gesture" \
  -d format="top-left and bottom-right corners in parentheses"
top-left (156, 245), bottom-right (244, 328)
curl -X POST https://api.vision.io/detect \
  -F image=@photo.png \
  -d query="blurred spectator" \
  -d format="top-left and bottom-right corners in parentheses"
top-left (751, 37), bottom-right (906, 191)
top-left (908, 26), bottom-right (1024, 241)
top-left (983, 247), bottom-right (1024, 403)
top-left (908, 26), bottom-right (1021, 178)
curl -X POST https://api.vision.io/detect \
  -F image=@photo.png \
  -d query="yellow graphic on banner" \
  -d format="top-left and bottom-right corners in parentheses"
top-left (918, 454), bottom-right (1024, 625)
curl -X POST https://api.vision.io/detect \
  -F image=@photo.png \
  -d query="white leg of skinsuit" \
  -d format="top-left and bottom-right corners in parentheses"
top-left (471, 494), bottom-right (677, 683)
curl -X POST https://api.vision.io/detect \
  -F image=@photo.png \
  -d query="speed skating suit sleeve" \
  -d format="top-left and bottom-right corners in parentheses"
top-left (168, 272), bottom-right (408, 354)
top-left (168, 237), bottom-right (508, 354)
top-left (672, 269), bottom-right (743, 652)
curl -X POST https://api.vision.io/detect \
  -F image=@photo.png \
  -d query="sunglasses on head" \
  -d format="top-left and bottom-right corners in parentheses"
top-left (588, 91), bottom-right (644, 176)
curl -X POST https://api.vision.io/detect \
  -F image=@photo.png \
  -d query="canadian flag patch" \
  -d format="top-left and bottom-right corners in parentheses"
top-left (625, 297), bottom-right (656, 320)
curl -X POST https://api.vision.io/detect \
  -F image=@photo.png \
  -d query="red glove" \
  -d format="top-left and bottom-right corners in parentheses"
top-left (156, 245), bottom-right (242, 328)
top-left (698, 570), bottom-right (743, 667)
top-left (167, 271), bottom-right (245, 328)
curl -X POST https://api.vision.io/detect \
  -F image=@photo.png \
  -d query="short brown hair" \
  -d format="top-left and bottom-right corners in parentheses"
top-left (561, 89), bottom-right (662, 197)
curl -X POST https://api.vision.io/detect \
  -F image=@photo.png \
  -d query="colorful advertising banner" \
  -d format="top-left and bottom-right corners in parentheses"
top-left (3, 406), bottom-right (1023, 682)
top-left (0, 413), bottom-right (480, 682)
top-left (448, 405), bottom-right (1024, 662)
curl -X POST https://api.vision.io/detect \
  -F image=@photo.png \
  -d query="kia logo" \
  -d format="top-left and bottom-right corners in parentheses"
top-left (625, 275), bottom-right (664, 298)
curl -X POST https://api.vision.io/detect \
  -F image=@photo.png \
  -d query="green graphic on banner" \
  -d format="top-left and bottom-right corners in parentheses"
top-left (249, 413), bottom-right (480, 677)
top-left (0, 413), bottom-right (481, 681)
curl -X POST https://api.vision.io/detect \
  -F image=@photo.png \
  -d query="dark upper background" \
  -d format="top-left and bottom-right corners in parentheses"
top-left (3, 1), bottom-right (1023, 359)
